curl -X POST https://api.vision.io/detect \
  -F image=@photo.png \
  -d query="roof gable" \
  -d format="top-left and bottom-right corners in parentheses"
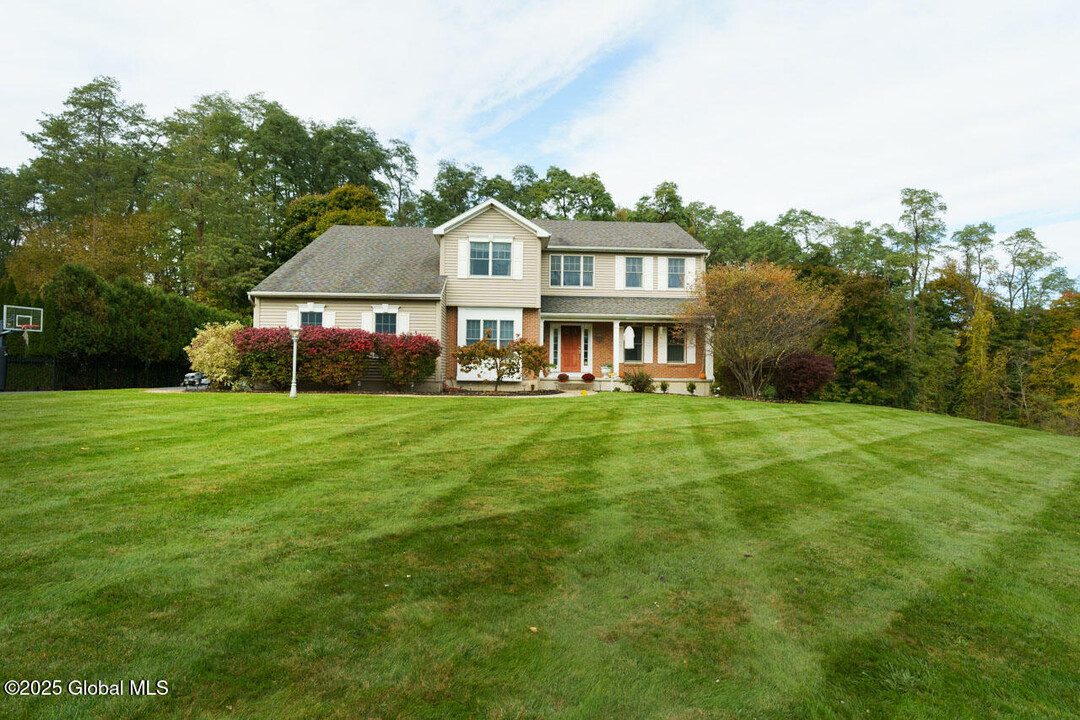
top-left (433, 198), bottom-right (550, 239)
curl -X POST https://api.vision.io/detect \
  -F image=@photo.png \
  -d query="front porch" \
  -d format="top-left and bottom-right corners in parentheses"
top-left (538, 315), bottom-right (713, 392)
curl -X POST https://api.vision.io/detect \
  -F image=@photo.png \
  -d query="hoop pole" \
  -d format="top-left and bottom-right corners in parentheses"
top-left (0, 330), bottom-right (9, 393)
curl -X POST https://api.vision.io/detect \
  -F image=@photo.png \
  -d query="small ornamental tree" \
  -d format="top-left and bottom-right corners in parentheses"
top-left (235, 327), bottom-right (294, 388)
top-left (185, 321), bottom-right (244, 388)
top-left (513, 338), bottom-right (552, 390)
top-left (775, 353), bottom-right (836, 401)
top-left (454, 336), bottom-right (521, 392)
top-left (680, 261), bottom-right (840, 398)
top-left (301, 327), bottom-right (374, 387)
top-left (373, 333), bottom-right (441, 390)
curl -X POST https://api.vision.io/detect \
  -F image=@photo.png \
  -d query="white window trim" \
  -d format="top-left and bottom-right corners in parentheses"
top-left (296, 302), bottom-right (326, 313)
top-left (667, 257), bottom-right (686, 290)
top-left (624, 256), bottom-right (645, 289)
top-left (467, 234), bottom-right (515, 278)
top-left (548, 254), bottom-right (595, 288)
top-left (457, 307), bottom-right (524, 382)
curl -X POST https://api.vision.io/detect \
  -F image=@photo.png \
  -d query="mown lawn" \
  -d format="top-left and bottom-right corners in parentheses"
top-left (1, 390), bottom-right (1078, 719)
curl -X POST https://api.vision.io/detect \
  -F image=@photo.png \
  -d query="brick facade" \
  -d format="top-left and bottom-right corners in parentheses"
top-left (521, 308), bottom-right (540, 343)
top-left (444, 306), bottom-right (458, 381)
top-left (596, 324), bottom-right (706, 379)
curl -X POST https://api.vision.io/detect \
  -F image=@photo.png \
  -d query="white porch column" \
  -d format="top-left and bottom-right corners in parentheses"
top-left (704, 328), bottom-right (715, 380)
top-left (612, 320), bottom-right (621, 378)
top-left (538, 318), bottom-right (544, 346)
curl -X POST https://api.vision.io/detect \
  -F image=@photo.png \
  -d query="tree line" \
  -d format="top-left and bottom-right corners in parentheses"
top-left (1, 77), bottom-right (1077, 432)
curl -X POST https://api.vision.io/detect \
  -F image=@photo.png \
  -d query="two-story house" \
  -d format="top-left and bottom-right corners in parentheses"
top-left (248, 198), bottom-right (714, 392)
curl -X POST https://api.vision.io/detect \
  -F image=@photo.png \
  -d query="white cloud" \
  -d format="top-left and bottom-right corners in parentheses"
top-left (544, 0), bottom-right (1080, 273)
top-left (0, 0), bottom-right (662, 173)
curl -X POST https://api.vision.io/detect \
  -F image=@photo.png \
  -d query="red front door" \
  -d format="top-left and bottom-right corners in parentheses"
top-left (561, 326), bottom-right (581, 372)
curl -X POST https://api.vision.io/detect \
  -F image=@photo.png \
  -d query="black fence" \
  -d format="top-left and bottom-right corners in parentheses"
top-left (3, 356), bottom-right (190, 391)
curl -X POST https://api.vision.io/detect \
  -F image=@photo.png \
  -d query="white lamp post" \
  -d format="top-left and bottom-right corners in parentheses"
top-left (288, 325), bottom-right (301, 398)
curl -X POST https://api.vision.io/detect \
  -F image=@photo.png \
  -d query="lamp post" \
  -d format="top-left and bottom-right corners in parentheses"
top-left (288, 325), bottom-right (301, 398)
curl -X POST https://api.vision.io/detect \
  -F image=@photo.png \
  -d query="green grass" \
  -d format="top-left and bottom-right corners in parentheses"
top-left (1, 391), bottom-right (1079, 719)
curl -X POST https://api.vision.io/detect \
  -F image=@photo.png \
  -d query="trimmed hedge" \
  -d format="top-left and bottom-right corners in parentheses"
top-left (372, 333), bottom-right (441, 390)
top-left (234, 327), bottom-right (439, 390)
top-left (41, 264), bottom-right (235, 362)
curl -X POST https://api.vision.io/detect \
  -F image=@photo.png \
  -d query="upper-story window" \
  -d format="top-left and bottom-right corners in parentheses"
top-left (470, 240), bottom-right (512, 277)
top-left (625, 257), bottom-right (643, 288)
top-left (550, 255), bottom-right (594, 287)
top-left (667, 257), bottom-right (685, 289)
top-left (300, 311), bottom-right (322, 326)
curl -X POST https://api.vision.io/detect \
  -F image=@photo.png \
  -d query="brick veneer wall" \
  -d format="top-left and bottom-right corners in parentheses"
top-left (444, 306), bottom-right (458, 381)
top-left (598, 324), bottom-right (706, 379)
top-left (443, 307), bottom-right (542, 383)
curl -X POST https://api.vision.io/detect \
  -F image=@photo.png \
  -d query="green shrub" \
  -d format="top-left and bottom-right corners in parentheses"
top-left (185, 321), bottom-right (244, 388)
top-left (623, 369), bottom-right (655, 393)
top-left (659, 380), bottom-right (670, 393)
top-left (686, 381), bottom-right (696, 395)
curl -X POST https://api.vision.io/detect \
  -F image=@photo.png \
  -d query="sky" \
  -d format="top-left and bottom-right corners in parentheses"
top-left (1, 0), bottom-right (1077, 276)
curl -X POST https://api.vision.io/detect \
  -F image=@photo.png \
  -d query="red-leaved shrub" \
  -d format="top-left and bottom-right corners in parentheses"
top-left (235, 327), bottom-right (294, 388)
top-left (301, 327), bottom-right (374, 387)
top-left (372, 333), bottom-right (441, 389)
top-left (775, 353), bottom-right (835, 401)
top-left (557, 373), bottom-right (569, 382)
top-left (234, 327), bottom-right (375, 389)
top-left (581, 373), bottom-right (595, 383)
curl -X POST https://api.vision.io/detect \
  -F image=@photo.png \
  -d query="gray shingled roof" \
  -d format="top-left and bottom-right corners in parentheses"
top-left (252, 225), bottom-right (445, 296)
top-left (534, 219), bottom-right (707, 252)
top-left (541, 295), bottom-right (689, 317)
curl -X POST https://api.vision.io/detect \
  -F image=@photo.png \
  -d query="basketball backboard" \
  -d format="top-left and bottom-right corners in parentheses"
top-left (3, 305), bottom-right (43, 333)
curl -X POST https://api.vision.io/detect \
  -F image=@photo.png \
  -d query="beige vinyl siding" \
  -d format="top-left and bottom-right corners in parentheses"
top-left (254, 298), bottom-right (442, 339)
top-left (441, 207), bottom-right (541, 308)
top-left (542, 252), bottom-right (701, 298)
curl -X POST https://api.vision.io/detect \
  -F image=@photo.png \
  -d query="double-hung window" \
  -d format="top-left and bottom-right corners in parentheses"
top-left (623, 325), bottom-right (643, 362)
top-left (667, 257), bottom-right (685, 289)
top-left (300, 311), bottom-right (322, 326)
top-left (666, 328), bottom-right (685, 363)
top-left (466, 318), bottom-right (515, 347)
top-left (470, 240), bottom-right (512, 277)
top-left (625, 257), bottom-right (643, 288)
top-left (550, 255), bottom-right (594, 287)
top-left (375, 313), bottom-right (396, 334)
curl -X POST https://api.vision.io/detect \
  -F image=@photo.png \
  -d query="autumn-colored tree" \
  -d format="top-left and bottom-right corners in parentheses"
top-left (453, 334), bottom-right (521, 392)
top-left (958, 291), bottom-right (1008, 422)
top-left (680, 262), bottom-right (839, 397)
top-left (7, 212), bottom-right (166, 293)
top-left (512, 338), bottom-right (552, 390)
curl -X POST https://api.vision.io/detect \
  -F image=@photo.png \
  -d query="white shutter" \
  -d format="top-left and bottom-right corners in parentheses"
top-left (643, 326), bottom-right (654, 364)
top-left (361, 311), bottom-right (374, 332)
top-left (643, 257), bottom-right (654, 290)
top-left (457, 238), bottom-right (470, 278)
top-left (397, 312), bottom-right (410, 334)
top-left (511, 239), bottom-right (524, 280)
top-left (657, 326), bottom-right (668, 363)
top-left (687, 329), bottom-right (697, 364)
top-left (615, 256), bottom-right (626, 290)
top-left (285, 310), bottom-right (299, 329)
top-left (685, 256), bottom-right (697, 289)
top-left (321, 311), bottom-right (336, 328)
top-left (658, 257), bottom-right (669, 291)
